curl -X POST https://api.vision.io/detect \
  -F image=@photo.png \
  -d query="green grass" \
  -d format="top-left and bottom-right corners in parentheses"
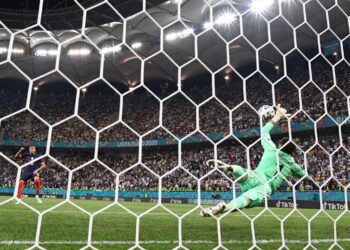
top-left (0, 196), bottom-right (349, 250)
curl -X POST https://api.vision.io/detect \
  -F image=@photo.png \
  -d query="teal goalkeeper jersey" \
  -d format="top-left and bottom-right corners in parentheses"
top-left (255, 122), bottom-right (278, 179)
top-left (236, 122), bottom-right (277, 192)
top-left (255, 122), bottom-right (298, 180)
top-left (238, 122), bottom-right (304, 192)
top-left (270, 152), bottom-right (306, 193)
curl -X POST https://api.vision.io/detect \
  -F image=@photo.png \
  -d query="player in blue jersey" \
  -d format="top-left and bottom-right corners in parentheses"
top-left (15, 146), bottom-right (46, 204)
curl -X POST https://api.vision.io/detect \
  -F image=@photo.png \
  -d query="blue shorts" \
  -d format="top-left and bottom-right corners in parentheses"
top-left (21, 171), bottom-right (38, 182)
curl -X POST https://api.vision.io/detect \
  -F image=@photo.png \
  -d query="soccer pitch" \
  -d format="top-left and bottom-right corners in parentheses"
top-left (0, 197), bottom-right (349, 250)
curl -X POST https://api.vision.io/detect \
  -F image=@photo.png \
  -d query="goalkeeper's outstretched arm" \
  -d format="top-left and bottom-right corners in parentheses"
top-left (271, 157), bottom-right (306, 193)
top-left (261, 104), bottom-right (289, 151)
top-left (271, 104), bottom-right (289, 125)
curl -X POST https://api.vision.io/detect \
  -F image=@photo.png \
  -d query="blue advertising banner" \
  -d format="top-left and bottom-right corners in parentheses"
top-left (1, 115), bottom-right (348, 148)
top-left (0, 188), bottom-right (348, 202)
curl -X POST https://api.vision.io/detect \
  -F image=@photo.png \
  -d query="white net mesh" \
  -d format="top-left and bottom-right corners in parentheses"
top-left (0, 0), bottom-right (349, 249)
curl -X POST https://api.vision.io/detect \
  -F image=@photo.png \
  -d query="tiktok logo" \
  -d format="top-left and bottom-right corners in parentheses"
top-left (323, 202), bottom-right (327, 209)
top-left (276, 201), bottom-right (281, 208)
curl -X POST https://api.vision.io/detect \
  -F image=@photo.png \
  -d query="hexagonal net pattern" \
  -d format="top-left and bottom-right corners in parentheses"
top-left (0, 0), bottom-right (349, 249)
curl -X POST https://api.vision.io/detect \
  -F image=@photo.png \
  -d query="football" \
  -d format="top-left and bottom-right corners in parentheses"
top-left (258, 105), bottom-right (275, 119)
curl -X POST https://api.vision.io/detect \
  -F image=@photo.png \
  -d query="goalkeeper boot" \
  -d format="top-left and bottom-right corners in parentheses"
top-left (200, 202), bottom-right (226, 217)
top-left (35, 195), bottom-right (42, 204)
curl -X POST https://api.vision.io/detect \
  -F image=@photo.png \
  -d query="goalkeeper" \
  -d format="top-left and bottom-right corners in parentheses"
top-left (200, 105), bottom-right (305, 217)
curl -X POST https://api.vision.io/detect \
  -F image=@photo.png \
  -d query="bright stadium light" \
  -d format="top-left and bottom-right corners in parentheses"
top-left (12, 48), bottom-right (24, 54)
top-left (33, 86), bottom-right (39, 91)
top-left (0, 47), bottom-right (25, 54)
top-left (131, 42), bottom-right (142, 49)
top-left (170, 0), bottom-right (182, 3)
top-left (165, 32), bottom-right (177, 41)
top-left (180, 28), bottom-right (193, 37)
top-left (251, 0), bottom-right (274, 13)
top-left (35, 49), bottom-right (58, 57)
top-left (215, 12), bottom-right (236, 25)
top-left (82, 88), bottom-right (87, 93)
top-left (35, 49), bottom-right (47, 56)
top-left (0, 47), bottom-right (7, 54)
top-left (203, 22), bottom-right (213, 29)
top-left (101, 45), bottom-right (122, 54)
top-left (165, 28), bottom-right (193, 41)
top-left (67, 48), bottom-right (91, 56)
top-left (48, 50), bottom-right (58, 56)
top-left (203, 12), bottom-right (236, 29)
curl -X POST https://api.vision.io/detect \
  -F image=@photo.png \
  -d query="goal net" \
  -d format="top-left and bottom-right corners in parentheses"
top-left (0, 0), bottom-right (349, 249)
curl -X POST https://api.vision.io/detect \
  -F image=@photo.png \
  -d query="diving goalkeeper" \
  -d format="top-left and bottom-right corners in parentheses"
top-left (200, 105), bottom-right (305, 217)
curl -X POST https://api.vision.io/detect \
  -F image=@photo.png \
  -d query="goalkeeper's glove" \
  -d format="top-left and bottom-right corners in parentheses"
top-left (271, 104), bottom-right (290, 124)
top-left (206, 159), bottom-right (232, 172)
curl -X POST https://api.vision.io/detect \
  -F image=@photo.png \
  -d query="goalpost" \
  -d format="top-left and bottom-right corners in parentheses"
top-left (0, 0), bottom-right (349, 249)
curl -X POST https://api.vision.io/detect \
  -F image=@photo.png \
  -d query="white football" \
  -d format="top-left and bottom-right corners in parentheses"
top-left (258, 105), bottom-right (275, 119)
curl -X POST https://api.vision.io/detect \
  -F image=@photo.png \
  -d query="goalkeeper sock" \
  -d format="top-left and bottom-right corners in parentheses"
top-left (224, 195), bottom-right (249, 212)
top-left (34, 177), bottom-right (40, 196)
top-left (17, 180), bottom-right (24, 199)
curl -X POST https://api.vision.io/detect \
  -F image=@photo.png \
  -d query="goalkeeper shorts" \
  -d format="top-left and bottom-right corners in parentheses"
top-left (242, 172), bottom-right (272, 208)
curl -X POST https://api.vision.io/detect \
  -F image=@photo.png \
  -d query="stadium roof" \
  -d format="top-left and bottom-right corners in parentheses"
top-left (0, 0), bottom-right (348, 87)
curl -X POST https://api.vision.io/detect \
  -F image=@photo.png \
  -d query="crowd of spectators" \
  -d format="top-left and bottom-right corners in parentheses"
top-left (0, 132), bottom-right (349, 193)
top-left (0, 59), bottom-right (349, 194)
top-left (1, 59), bottom-right (348, 143)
